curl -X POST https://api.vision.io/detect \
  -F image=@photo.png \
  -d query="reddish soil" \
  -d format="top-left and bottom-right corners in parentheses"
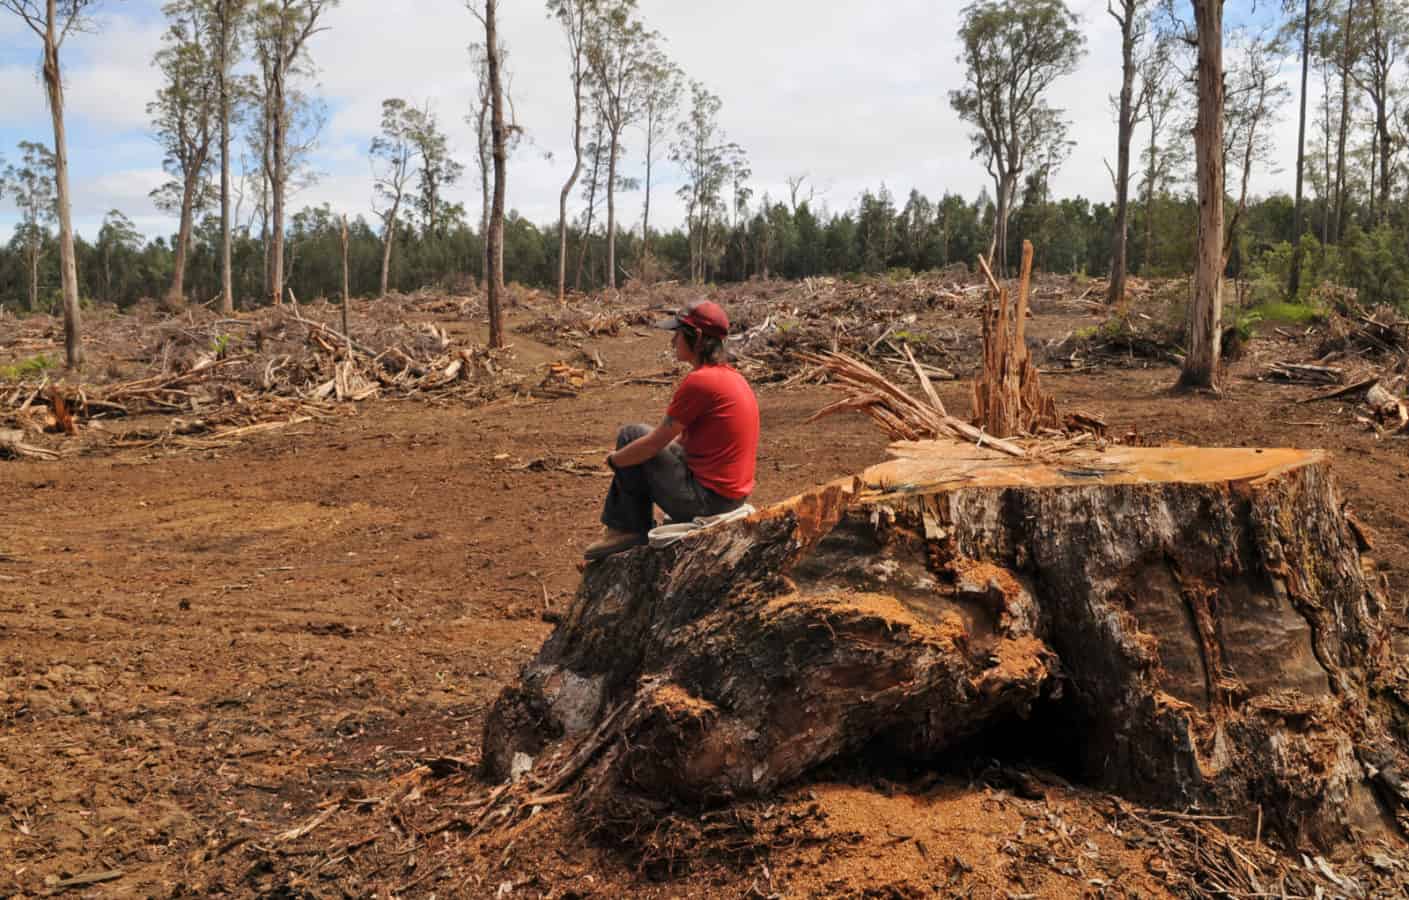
top-left (2, 295), bottom-right (1406, 898)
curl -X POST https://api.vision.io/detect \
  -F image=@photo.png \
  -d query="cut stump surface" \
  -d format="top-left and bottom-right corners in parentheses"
top-left (484, 440), bottom-right (1409, 850)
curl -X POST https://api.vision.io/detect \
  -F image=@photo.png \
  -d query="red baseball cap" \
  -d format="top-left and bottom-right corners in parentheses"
top-left (654, 300), bottom-right (730, 338)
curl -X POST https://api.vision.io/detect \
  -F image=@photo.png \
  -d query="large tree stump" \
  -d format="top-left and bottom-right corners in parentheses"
top-left (483, 441), bottom-right (1409, 849)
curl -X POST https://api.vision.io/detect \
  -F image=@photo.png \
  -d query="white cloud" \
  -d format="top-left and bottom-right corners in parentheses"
top-left (0, 0), bottom-right (1309, 243)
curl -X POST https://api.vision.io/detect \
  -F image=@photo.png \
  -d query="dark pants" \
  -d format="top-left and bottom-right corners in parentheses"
top-left (601, 423), bottom-right (745, 534)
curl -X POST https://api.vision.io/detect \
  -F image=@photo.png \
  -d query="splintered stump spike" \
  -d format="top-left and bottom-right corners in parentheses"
top-left (972, 241), bottom-right (1057, 438)
top-left (483, 441), bottom-right (1409, 851)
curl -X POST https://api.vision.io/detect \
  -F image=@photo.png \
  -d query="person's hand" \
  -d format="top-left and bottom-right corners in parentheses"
top-left (605, 452), bottom-right (617, 471)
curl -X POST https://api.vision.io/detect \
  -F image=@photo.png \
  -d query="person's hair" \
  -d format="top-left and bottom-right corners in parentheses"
top-left (680, 324), bottom-right (728, 365)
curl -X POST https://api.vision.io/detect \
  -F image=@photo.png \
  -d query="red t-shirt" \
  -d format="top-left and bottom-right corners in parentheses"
top-left (666, 364), bottom-right (759, 499)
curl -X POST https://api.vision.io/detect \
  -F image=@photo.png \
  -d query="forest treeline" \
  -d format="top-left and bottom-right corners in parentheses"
top-left (2, 183), bottom-right (1403, 313)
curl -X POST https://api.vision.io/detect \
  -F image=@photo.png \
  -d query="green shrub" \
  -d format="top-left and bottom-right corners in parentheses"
top-left (0, 353), bottom-right (56, 381)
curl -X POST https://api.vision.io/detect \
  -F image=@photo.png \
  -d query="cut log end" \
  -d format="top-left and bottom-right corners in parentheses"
top-left (483, 440), bottom-right (1409, 852)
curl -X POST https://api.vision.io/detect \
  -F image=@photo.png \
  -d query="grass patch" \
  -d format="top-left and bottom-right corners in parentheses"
top-left (0, 353), bottom-right (56, 381)
top-left (1246, 300), bottom-right (1326, 326)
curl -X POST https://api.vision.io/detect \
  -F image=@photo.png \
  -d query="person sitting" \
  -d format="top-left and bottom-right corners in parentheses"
top-left (584, 300), bottom-right (760, 561)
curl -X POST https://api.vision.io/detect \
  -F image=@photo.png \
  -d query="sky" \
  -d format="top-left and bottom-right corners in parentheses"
top-left (0, 0), bottom-right (1303, 245)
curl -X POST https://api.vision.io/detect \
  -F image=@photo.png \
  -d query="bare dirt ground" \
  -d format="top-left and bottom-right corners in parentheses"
top-left (2, 285), bottom-right (1408, 898)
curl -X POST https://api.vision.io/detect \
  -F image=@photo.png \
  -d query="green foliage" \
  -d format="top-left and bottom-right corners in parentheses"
top-left (1340, 224), bottom-right (1409, 310)
top-left (0, 353), bottom-right (55, 381)
top-left (1248, 302), bottom-right (1324, 325)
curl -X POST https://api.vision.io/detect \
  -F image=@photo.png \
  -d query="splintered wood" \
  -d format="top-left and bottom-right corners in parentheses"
top-left (972, 241), bottom-right (1057, 438)
top-left (799, 349), bottom-right (1027, 457)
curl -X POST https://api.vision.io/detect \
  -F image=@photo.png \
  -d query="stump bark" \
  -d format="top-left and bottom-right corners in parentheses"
top-left (483, 441), bottom-right (1409, 848)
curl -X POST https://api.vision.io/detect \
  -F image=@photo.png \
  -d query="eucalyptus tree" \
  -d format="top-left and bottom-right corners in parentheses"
top-left (369, 99), bottom-right (422, 298)
top-left (1106, 0), bottom-right (1151, 307)
top-left (586, 0), bottom-right (654, 289)
top-left (96, 210), bottom-right (144, 306)
top-left (1136, 36), bottom-right (1183, 272)
top-left (949, 0), bottom-right (1085, 275)
top-left (410, 105), bottom-right (463, 240)
top-left (1222, 34), bottom-right (1289, 263)
top-left (251, 0), bottom-right (337, 306)
top-left (1351, 0), bottom-right (1404, 224)
top-left (0, 0), bottom-right (106, 365)
top-left (1181, 0), bottom-right (1226, 391)
top-left (151, 0), bottom-right (219, 306)
top-left (672, 81), bottom-right (738, 283)
top-left (468, 0), bottom-right (507, 349)
top-left (638, 45), bottom-right (682, 257)
top-left (208, 0), bottom-right (252, 315)
top-left (547, 0), bottom-right (595, 303)
top-left (2, 141), bottom-right (56, 313)
top-left (1285, 0), bottom-right (1314, 295)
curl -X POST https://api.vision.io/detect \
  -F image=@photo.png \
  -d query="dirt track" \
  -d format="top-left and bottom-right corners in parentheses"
top-left (2, 303), bottom-right (1408, 897)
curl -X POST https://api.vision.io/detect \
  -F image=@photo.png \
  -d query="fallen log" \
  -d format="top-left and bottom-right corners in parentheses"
top-left (1265, 361), bottom-right (1345, 385)
top-left (483, 440), bottom-right (1409, 852)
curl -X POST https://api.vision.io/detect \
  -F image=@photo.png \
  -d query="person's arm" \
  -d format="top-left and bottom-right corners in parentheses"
top-left (608, 416), bottom-right (684, 469)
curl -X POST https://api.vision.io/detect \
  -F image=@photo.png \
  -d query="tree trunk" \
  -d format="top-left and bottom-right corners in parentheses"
top-left (642, 140), bottom-right (653, 257)
top-left (27, 240), bottom-right (39, 313)
top-left (1107, 2), bottom-right (1137, 308)
top-left (485, 0), bottom-right (506, 349)
top-left (1181, 0), bottom-right (1225, 391)
top-left (340, 214), bottom-right (350, 339)
top-left (1144, 120), bottom-right (1157, 273)
top-left (483, 441), bottom-right (1405, 851)
top-left (1334, 0), bottom-right (1354, 244)
top-left (271, 64), bottom-right (286, 307)
top-left (218, 6), bottom-right (234, 317)
top-left (992, 173), bottom-right (1015, 277)
top-left (1289, 0), bottom-right (1312, 297)
top-left (575, 144), bottom-right (601, 294)
top-left (43, 2), bottom-right (82, 368)
top-left (379, 199), bottom-right (399, 299)
top-left (1377, 106), bottom-right (1392, 226)
top-left (558, 76), bottom-right (584, 307)
top-left (605, 134), bottom-right (618, 291)
top-left (168, 174), bottom-right (200, 307)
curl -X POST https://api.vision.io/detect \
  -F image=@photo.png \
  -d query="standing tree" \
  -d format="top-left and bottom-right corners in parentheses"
top-left (1106, 0), bottom-right (1149, 307)
top-left (1287, 0), bottom-right (1314, 296)
top-left (547, 0), bottom-right (594, 304)
top-left (469, 0), bottom-right (507, 349)
top-left (1180, 0), bottom-right (1226, 391)
top-left (251, 0), bottom-right (336, 306)
top-left (638, 44), bottom-right (681, 259)
top-left (574, 114), bottom-right (607, 290)
top-left (672, 81), bottom-right (729, 284)
top-left (1331, 0), bottom-right (1358, 242)
top-left (585, 0), bottom-right (653, 290)
top-left (1351, 0), bottom-right (1402, 224)
top-left (369, 98), bottom-right (421, 298)
top-left (409, 103), bottom-right (464, 240)
top-left (2, 141), bottom-right (56, 313)
top-left (949, 0), bottom-right (1085, 276)
top-left (1222, 35), bottom-right (1289, 264)
top-left (150, 0), bottom-right (218, 308)
top-left (96, 210), bottom-right (143, 306)
top-left (0, 0), bottom-right (104, 366)
top-left (208, 0), bottom-right (250, 315)
top-left (1136, 36), bottom-right (1183, 273)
